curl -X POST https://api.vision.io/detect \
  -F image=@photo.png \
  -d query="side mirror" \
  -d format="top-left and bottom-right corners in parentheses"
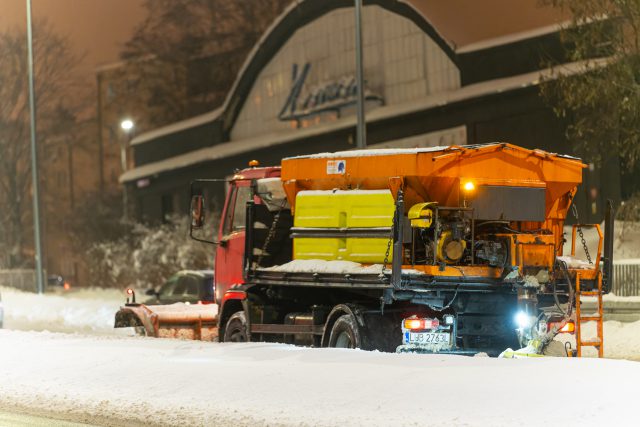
top-left (191, 195), bottom-right (205, 229)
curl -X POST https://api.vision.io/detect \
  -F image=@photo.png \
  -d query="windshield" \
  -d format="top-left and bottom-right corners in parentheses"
top-left (157, 276), bottom-right (178, 297)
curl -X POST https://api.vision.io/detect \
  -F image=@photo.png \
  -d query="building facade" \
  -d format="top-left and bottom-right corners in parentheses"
top-left (121, 0), bottom-right (622, 224)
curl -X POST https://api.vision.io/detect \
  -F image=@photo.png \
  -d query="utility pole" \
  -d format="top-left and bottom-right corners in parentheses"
top-left (354, 0), bottom-right (367, 149)
top-left (120, 119), bottom-right (134, 220)
top-left (26, 0), bottom-right (45, 294)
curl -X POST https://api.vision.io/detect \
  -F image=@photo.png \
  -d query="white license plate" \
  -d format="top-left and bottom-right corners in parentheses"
top-left (405, 332), bottom-right (450, 345)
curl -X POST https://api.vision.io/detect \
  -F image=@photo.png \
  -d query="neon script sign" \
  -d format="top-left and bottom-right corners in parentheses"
top-left (278, 63), bottom-right (383, 122)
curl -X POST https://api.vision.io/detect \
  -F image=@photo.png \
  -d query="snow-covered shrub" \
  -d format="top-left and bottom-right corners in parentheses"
top-left (87, 215), bottom-right (215, 289)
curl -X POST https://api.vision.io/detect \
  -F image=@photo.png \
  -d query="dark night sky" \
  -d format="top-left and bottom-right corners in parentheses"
top-left (0, 0), bottom-right (146, 78)
top-left (0, 0), bottom-right (566, 84)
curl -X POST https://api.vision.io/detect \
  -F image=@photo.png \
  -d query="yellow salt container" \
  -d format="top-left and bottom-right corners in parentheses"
top-left (293, 190), bottom-right (394, 263)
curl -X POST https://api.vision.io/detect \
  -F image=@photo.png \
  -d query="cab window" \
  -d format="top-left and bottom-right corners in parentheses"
top-left (232, 186), bottom-right (252, 231)
top-left (222, 184), bottom-right (252, 235)
top-left (222, 185), bottom-right (237, 235)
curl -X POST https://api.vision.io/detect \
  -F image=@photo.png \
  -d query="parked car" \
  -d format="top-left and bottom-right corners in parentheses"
top-left (143, 270), bottom-right (214, 305)
top-left (47, 274), bottom-right (71, 291)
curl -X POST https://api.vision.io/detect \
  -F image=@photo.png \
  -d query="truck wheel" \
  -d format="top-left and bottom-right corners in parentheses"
top-left (328, 314), bottom-right (362, 349)
top-left (223, 311), bottom-right (248, 342)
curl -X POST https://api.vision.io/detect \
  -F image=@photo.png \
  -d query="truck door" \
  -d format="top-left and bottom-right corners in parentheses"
top-left (215, 180), bottom-right (252, 304)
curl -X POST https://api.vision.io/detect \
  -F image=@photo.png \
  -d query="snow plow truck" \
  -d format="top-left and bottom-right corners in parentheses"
top-left (151, 143), bottom-right (618, 356)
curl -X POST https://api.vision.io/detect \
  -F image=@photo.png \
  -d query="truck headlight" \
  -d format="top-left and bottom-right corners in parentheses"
top-left (515, 311), bottom-right (532, 329)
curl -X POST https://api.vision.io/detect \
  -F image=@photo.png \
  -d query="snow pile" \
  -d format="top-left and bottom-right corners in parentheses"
top-left (286, 145), bottom-right (478, 159)
top-left (601, 293), bottom-right (640, 302)
top-left (143, 302), bottom-right (218, 316)
top-left (263, 259), bottom-right (386, 274)
top-left (563, 221), bottom-right (640, 261)
top-left (263, 259), bottom-right (426, 275)
top-left (0, 330), bottom-right (638, 426)
top-left (558, 319), bottom-right (640, 360)
top-left (557, 255), bottom-right (593, 269)
top-left (0, 287), bottom-right (129, 335)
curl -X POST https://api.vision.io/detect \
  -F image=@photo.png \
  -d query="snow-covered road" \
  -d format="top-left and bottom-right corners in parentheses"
top-left (1, 329), bottom-right (639, 427)
top-left (1, 287), bottom-right (640, 426)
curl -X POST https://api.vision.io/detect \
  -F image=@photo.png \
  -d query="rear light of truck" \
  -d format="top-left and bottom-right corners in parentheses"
top-left (403, 317), bottom-right (440, 331)
top-left (560, 321), bottom-right (575, 333)
top-left (548, 320), bottom-right (575, 334)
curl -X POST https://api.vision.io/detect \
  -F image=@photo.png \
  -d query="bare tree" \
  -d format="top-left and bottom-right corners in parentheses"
top-left (0, 21), bottom-right (81, 267)
top-left (116, 0), bottom-right (290, 128)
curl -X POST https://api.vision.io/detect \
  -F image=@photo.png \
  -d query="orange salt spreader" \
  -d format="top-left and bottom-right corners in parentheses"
top-left (279, 143), bottom-right (613, 355)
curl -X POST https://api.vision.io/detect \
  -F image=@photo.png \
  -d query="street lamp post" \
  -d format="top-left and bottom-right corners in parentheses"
top-left (120, 119), bottom-right (134, 220)
top-left (26, 0), bottom-right (45, 294)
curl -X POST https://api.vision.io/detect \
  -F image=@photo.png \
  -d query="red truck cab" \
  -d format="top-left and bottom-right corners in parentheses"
top-left (214, 164), bottom-right (281, 304)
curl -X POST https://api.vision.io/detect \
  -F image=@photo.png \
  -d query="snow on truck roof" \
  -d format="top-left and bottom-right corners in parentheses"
top-left (284, 143), bottom-right (581, 161)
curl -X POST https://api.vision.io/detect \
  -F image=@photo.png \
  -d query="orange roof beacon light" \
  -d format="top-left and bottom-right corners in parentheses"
top-left (461, 180), bottom-right (476, 207)
top-left (126, 287), bottom-right (136, 304)
top-left (248, 160), bottom-right (260, 168)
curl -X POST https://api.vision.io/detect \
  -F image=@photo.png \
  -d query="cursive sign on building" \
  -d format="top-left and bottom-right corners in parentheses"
top-left (278, 63), bottom-right (384, 123)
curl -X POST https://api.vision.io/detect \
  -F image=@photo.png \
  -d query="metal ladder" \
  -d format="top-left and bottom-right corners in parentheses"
top-left (575, 271), bottom-right (604, 357)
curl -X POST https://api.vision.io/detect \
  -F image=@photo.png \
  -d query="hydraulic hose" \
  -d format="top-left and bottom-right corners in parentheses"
top-left (555, 259), bottom-right (574, 318)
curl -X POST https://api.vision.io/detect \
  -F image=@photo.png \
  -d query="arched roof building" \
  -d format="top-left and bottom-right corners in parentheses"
top-left (120, 0), bottom-right (619, 223)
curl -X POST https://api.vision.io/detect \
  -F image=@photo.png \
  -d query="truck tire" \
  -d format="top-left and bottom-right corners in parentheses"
top-left (223, 311), bottom-right (248, 342)
top-left (328, 314), bottom-right (362, 349)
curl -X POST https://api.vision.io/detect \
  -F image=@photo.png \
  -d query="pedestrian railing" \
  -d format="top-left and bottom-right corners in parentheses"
top-left (611, 260), bottom-right (640, 297)
top-left (0, 269), bottom-right (37, 292)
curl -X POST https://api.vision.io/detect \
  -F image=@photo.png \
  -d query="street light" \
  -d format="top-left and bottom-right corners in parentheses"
top-left (120, 119), bottom-right (134, 219)
top-left (26, 0), bottom-right (44, 294)
top-left (120, 119), bottom-right (134, 132)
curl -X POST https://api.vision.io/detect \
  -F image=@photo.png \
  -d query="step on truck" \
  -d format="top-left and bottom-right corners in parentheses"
top-left (190, 143), bottom-right (614, 356)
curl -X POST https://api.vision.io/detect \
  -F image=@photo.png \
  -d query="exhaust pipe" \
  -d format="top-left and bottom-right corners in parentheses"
top-left (603, 199), bottom-right (615, 294)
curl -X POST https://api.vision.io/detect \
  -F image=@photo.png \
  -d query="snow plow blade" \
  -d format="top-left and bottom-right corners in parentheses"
top-left (115, 303), bottom-right (219, 341)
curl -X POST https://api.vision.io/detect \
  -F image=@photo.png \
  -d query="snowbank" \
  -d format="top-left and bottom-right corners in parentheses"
top-left (263, 259), bottom-right (425, 275)
top-left (0, 330), bottom-right (638, 426)
top-left (263, 259), bottom-right (385, 274)
top-left (563, 221), bottom-right (640, 261)
top-left (559, 319), bottom-right (640, 360)
top-left (0, 287), bottom-right (131, 335)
